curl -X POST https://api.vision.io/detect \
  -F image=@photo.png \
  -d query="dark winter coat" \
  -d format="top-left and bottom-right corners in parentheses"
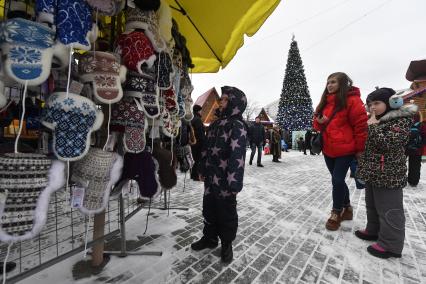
top-left (357, 104), bottom-right (418, 190)
top-left (270, 129), bottom-right (281, 156)
top-left (249, 122), bottom-right (265, 146)
top-left (305, 130), bottom-right (312, 149)
top-left (191, 112), bottom-right (205, 158)
top-left (313, 87), bottom-right (368, 158)
top-left (199, 86), bottom-right (248, 198)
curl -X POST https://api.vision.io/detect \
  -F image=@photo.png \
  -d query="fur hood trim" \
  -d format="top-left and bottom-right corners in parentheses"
top-left (379, 104), bottom-right (418, 123)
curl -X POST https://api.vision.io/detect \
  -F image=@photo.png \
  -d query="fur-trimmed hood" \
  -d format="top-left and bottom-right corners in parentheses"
top-left (379, 104), bottom-right (418, 123)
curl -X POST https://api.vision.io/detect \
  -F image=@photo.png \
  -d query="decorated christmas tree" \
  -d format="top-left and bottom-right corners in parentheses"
top-left (276, 36), bottom-right (313, 135)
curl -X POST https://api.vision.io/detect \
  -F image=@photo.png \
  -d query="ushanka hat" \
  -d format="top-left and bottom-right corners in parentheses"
top-left (115, 30), bottom-right (156, 72)
top-left (78, 51), bottom-right (127, 104)
top-left (0, 18), bottom-right (67, 86)
top-left (366, 87), bottom-right (396, 113)
top-left (125, 7), bottom-right (166, 52)
top-left (123, 71), bottom-right (160, 118)
top-left (406, 59), bottom-right (426, 82)
top-left (41, 92), bottom-right (104, 161)
top-left (86, 0), bottom-right (125, 16)
top-left (117, 151), bottom-right (160, 200)
top-left (71, 148), bottom-right (123, 215)
top-left (0, 153), bottom-right (65, 242)
top-left (56, 0), bottom-right (98, 50)
top-left (110, 97), bottom-right (148, 153)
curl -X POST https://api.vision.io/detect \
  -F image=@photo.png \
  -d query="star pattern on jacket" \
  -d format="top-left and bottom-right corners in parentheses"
top-left (230, 139), bottom-right (240, 150)
top-left (227, 172), bottom-right (237, 185)
top-left (231, 107), bottom-right (240, 116)
top-left (239, 127), bottom-right (247, 137)
top-left (211, 146), bottom-right (220, 156)
top-left (219, 190), bottom-right (232, 198)
top-left (219, 159), bottom-right (228, 170)
top-left (219, 119), bottom-right (228, 126)
top-left (236, 157), bottom-right (245, 168)
top-left (221, 132), bottom-right (229, 141)
top-left (212, 174), bottom-right (220, 185)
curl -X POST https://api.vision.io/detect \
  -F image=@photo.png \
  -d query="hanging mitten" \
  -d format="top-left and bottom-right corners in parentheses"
top-left (86, 0), bottom-right (125, 16)
top-left (115, 31), bottom-right (156, 72)
top-left (0, 153), bottom-right (65, 242)
top-left (71, 148), bottom-right (123, 215)
top-left (123, 71), bottom-right (160, 118)
top-left (0, 18), bottom-right (64, 86)
top-left (41, 92), bottom-right (104, 161)
top-left (152, 141), bottom-right (177, 189)
top-left (181, 72), bottom-right (194, 121)
top-left (125, 7), bottom-right (166, 52)
top-left (157, 0), bottom-right (173, 43)
top-left (56, 0), bottom-right (98, 51)
top-left (118, 151), bottom-right (160, 200)
top-left (154, 51), bottom-right (174, 90)
top-left (161, 110), bottom-right (181, 138)
top-left (110, 97), bottom-right (147, 153)
top-left (78, 51), bottom-right (127, 104)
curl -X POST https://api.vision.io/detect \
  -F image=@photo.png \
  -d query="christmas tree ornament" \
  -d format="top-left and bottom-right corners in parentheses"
top-left (78, 51), bottom-right (127, 104)
top-left (0, 154), bottom-right (65, 242)
top-left (41, 92), bottom-right (104, 161)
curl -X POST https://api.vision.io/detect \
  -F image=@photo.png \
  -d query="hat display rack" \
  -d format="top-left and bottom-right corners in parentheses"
top-left (0, 0), bottom-right (196, 281)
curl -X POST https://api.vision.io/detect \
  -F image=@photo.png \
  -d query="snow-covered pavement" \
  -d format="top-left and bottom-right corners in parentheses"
top-left (20, 151), bottom-right (426, 284)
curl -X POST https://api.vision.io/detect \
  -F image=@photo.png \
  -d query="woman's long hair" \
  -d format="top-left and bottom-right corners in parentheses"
top-left (315, 72), bottom-right (353, 114)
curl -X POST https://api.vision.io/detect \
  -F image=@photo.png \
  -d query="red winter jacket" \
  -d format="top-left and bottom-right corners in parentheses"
top-left (313, 87), bottom-right (368, 158)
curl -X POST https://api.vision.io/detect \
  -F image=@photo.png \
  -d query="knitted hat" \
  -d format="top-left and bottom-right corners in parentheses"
top-left (0, 153), bottom-right (65, 242)
top-left (115, 31), bottom-right (157, 72)
top-left (110, 97), bottom-right (147, 153)
top-left (78, 51), bottom-right (127, 104)
top-left (192, 105), bottom-right (202, 113)
top-left (123, 71), bottom-right (160, 118)
top-left (71, 148), bottom-right (123, 215)
top-left (41, 92), bottom-right (104, 161)
top-left (154, 51), bottom-right (174, 90)
top-left (366, 88), bottom-right (396, 112)
top-left (152, 141), bottom-right (177, 189)
top-left (118, 151), bottom-right (160, 200)
top-left (406, 59), bottom-right (426, 82)
top-left (125, 7), bottom-right (166, 52)
top-left (56, 0), bottom-right (98, 51)
top-left (86, 0), bottom-right (125, 16)
top-left (0, 18), bottom-right (60, 86)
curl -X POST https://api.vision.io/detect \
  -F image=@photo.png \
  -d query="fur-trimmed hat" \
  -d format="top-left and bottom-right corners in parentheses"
top-left (41, 92), bottom-right (104, 161)
top-left (0, 153), bottom-right (65, 242)
top-left (366, 88), bottom-right (396, 112)
top-left (71, 148), bottom-right (123, 215)
top-left (78, 51), bottom-right (127, 104)
top-left (86, 0), bottom-right (125, 16)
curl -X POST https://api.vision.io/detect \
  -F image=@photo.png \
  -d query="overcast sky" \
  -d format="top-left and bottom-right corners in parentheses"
top-left (190, 0), bottom-right (426, 109)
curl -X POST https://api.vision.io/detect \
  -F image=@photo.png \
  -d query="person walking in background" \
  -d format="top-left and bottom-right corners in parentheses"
top-left (191, 86), bottom-right (248, 264)
top-left (297, 137), bottom-right (306, 154)
top-left (248, 116), bottom-right (265, 167)
top-left (271, 126), bottom-right (281, 162)
top-left (356, 88), bottom-right (417, 258)
top-left (305, 129), bottom-right (314, 155)
top-left (190, 105), bottom-right (205, 181)
top-left (313, 72), bottom-right (368, 231)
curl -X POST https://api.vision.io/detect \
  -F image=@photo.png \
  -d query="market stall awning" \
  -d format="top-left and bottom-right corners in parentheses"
top-left (167, 0), bottom-right (281, 73)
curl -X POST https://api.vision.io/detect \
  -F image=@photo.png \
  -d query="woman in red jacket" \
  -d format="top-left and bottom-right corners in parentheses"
top-left (313, 72), bottom-right (368, 231)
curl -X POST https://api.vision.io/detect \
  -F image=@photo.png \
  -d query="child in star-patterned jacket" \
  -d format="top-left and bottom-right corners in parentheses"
top-left (191, 86), bottom-right (248, 263)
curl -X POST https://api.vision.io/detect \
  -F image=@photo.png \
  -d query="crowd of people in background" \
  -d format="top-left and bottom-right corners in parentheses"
top-left (186, 62), bottom-right (426, 263)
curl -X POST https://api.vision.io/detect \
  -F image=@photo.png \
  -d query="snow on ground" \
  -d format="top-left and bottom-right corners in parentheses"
top-left (15, 151), bottom-right (426, 284)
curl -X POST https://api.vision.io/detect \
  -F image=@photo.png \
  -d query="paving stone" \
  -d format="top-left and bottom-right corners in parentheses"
top-left (251, 253), bottom-right (272, 272)
top-left (280, 265), bottom-right (302, 283)
top-left (264, 242), bottom-right (283, 257)
top-left (300, 264), bottom-right (320, 283)
top-left (173, 255), bottom-right (198, 274)
top-left (234, 267), bottom-right (259, 284)
top-left (192, 254), bottom-right (217, 273)
top-left (190, 268), bottom-right (218, 284)
top-left (283, 242), bottom-right (299, 256)
top-left (271, 253), bottom-right (290, 270)
top-left (290, 251), bottom-right (310, 269)
top-left (258, 266), bottom-right (280, 283)
top-left (105, 271), bottom-right (134, 283)
top-left (211, 268), bottom-right (238, 284)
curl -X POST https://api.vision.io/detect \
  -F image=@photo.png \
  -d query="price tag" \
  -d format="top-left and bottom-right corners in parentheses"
top-left (71, 186), bottom-right (85, 208)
